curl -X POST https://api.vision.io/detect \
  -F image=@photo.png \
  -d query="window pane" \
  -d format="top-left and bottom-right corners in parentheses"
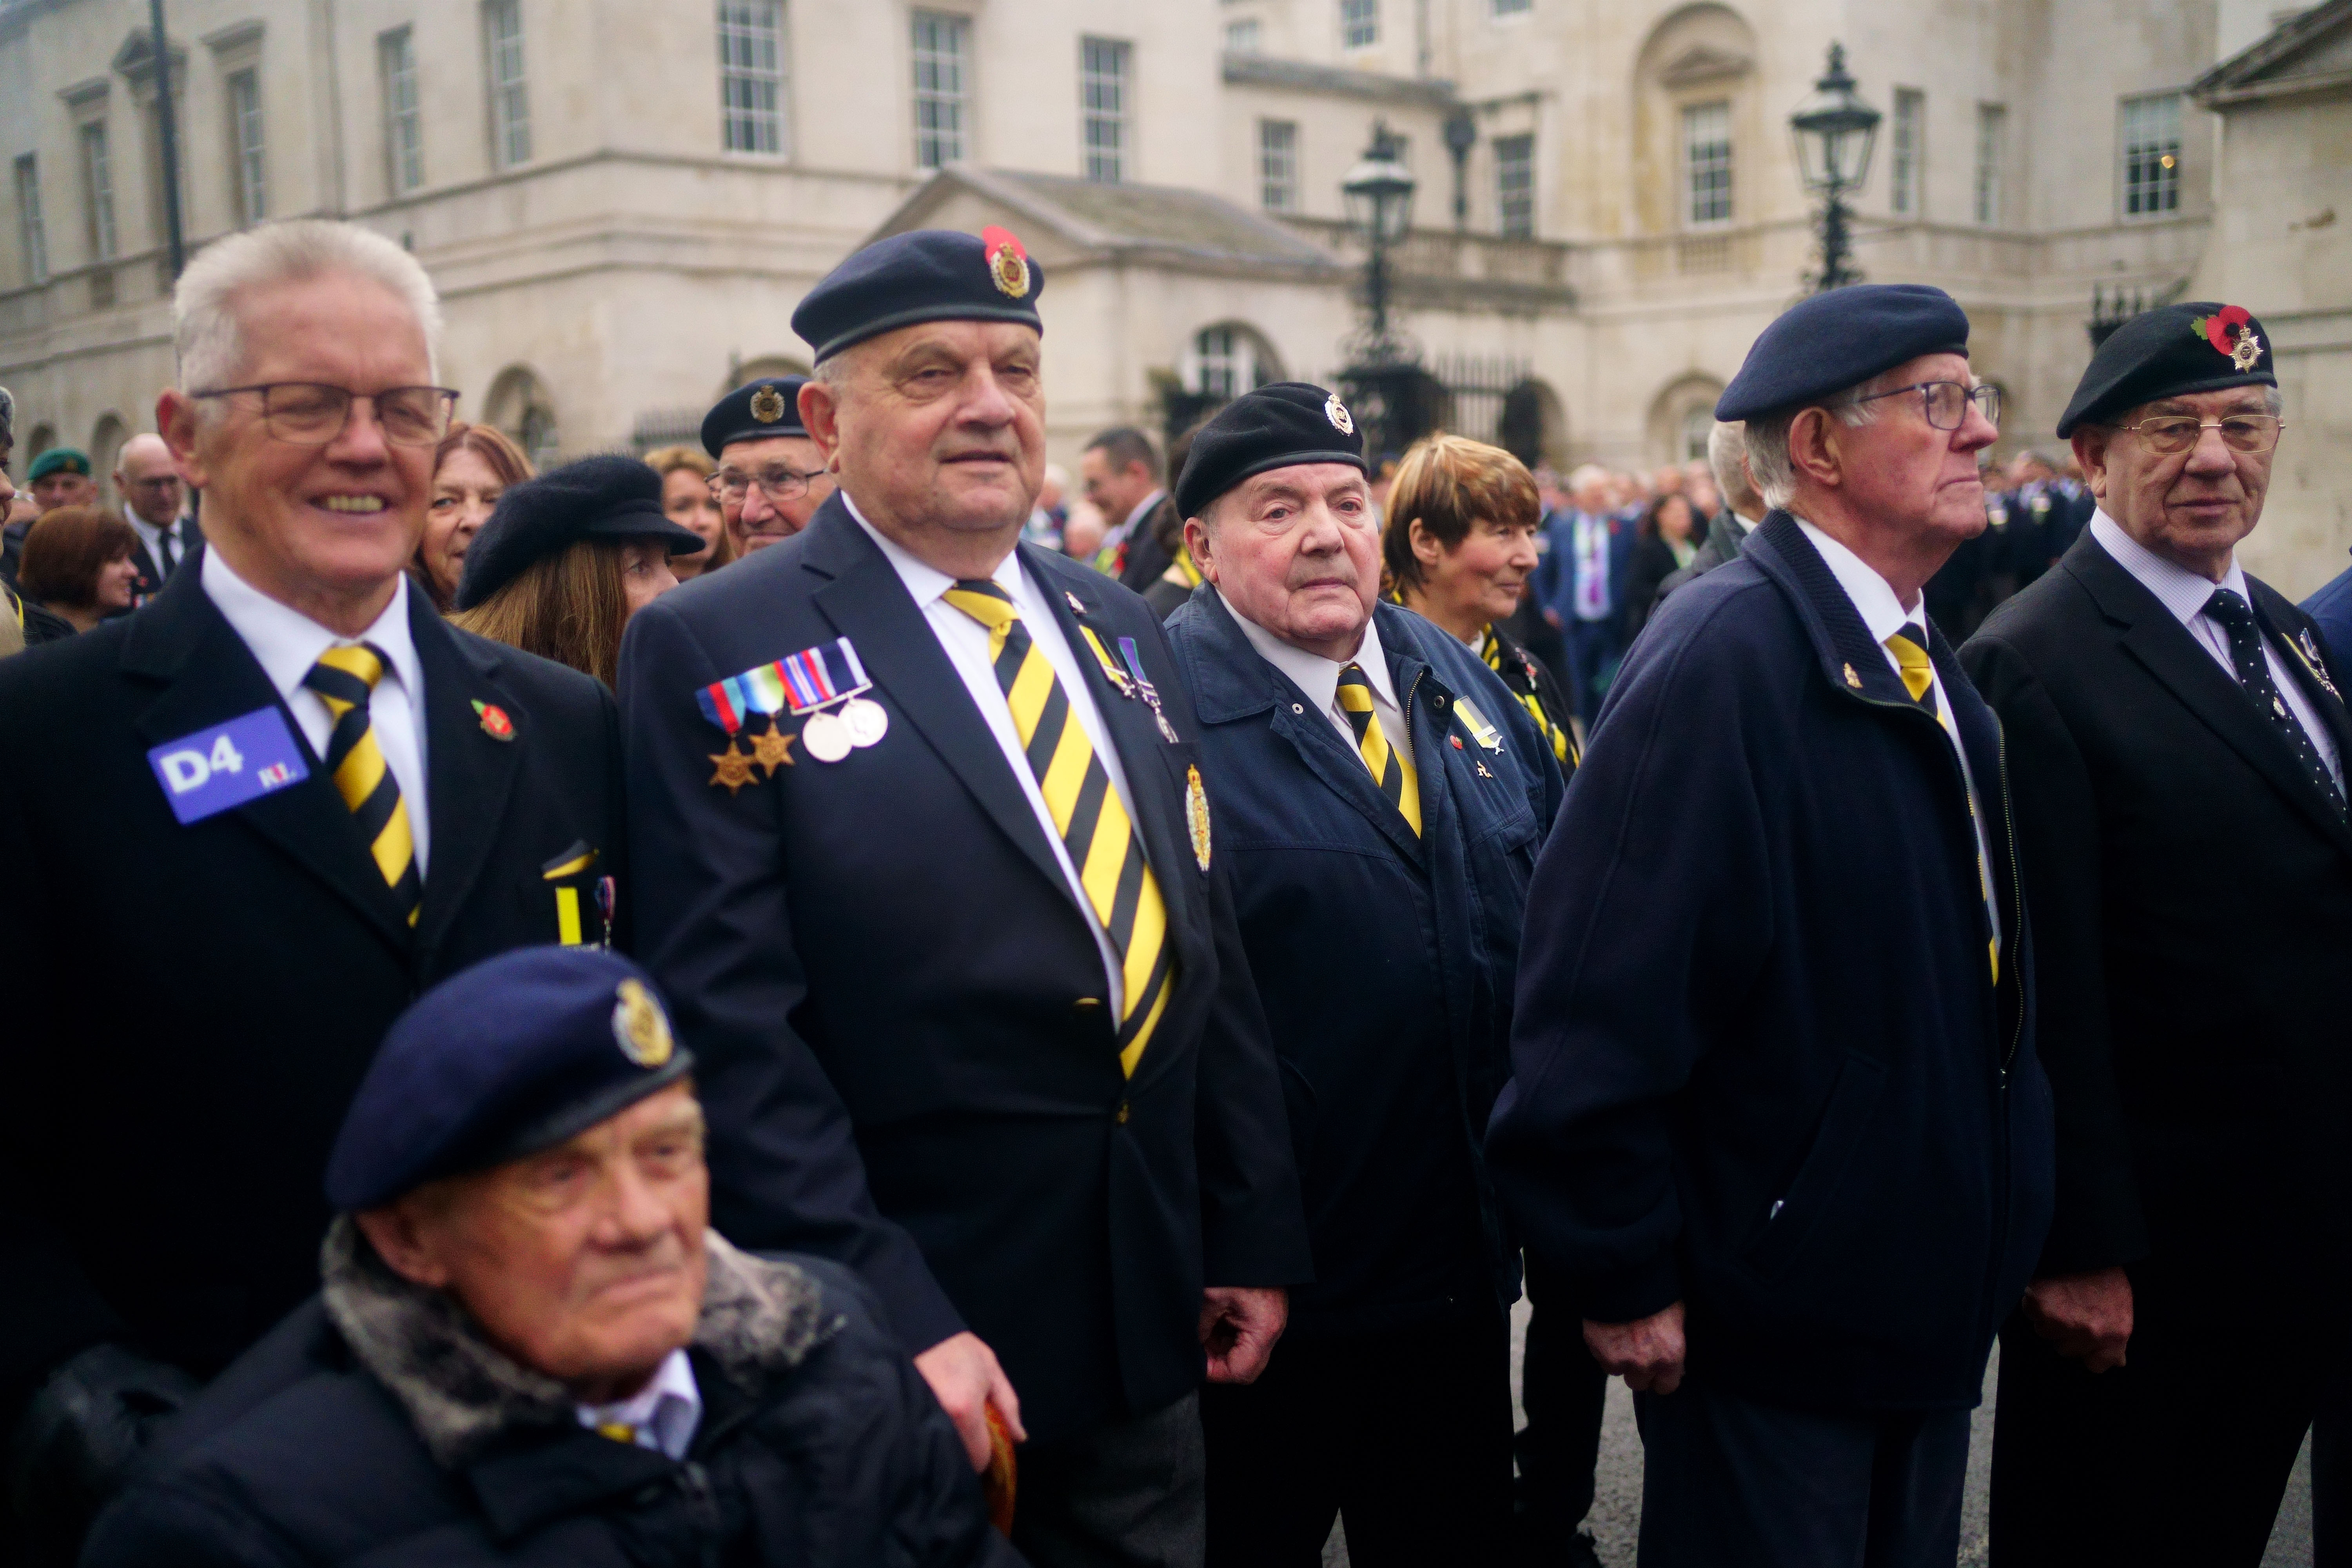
top-left (1492, 0), bottom-right (1532, 14)
top-left (1890, 87), bottom-right (1923, 216)
top-left (16, 155), bottom-right (47, 284)
top-left (1081, 36), bottom-right (1128, 184)
top-left (229, 71), bottom-right (267, 225)
top-left (719, 1), bottom-right (786, 156)
top-left (80, 122), bottom-right (115, 262)
top-left (486, 0), bottom-right (531, 169)
top-left (1259, 119), bottom-right (1296, 211)
top-left (911, 11), bottom-right (967, 170)
top-left (2120, 92), bottom-right (2181, 217)
top-left (1225, 19), bottom-right (1261, 53)
top-left (1341, 0), bottom-right (1378, 49)
top-left (1683, 101), bottom-right (1732, 226)
top-left (1974, 103), bottom-right (2004, 225)
top-left (381, 29), bottom-right (424, 193)
top-left (1495, 132), bottom-right (1535, 238)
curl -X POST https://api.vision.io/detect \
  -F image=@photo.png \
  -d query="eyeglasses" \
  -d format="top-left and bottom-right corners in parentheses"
top-left (2120, 414), bottom-right (2284, 456)
top-left (710, 464), bottom-right (828, 506)
top-left (190, 383), bottom-right (459, 447)
top-left (124, 474), bottom-right (184, 492)
top-left (1848, 380), bottom-right (2001, 432)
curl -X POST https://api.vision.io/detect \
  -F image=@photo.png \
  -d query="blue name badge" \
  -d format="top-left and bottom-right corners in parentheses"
top-left (148, 707), bottom-right (312, 825)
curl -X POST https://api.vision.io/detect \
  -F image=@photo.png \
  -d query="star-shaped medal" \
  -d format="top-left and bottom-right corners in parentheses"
top-left (708, 742), bottom-right (759, 794)
top-left (750, 726), bottom-right (797, 777)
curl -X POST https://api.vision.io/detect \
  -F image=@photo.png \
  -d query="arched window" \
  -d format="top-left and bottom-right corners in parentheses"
top-left (1646, 373), bottom-right (1726, 466)
top-left (1632, 6), bottom-right (1759, 239)
top-left (484, 367), bottom-right (560, 472)
top-left (1680, 405), bottom-right (1715, 461)
top-left (90, 413), bottom-right (127, 505)
top-left (1187, 323), bottom-right (1284, 400)
top-left (1499, 379), bottom-right (1567, 469)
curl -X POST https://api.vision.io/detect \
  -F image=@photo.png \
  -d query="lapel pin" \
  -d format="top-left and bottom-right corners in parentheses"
top-left (472, 700), bottom-right (515, 740)
top-left (1065, 590), bottom-right (1088, 615)
top-left (1842, 663), bottom-right (1863, 690)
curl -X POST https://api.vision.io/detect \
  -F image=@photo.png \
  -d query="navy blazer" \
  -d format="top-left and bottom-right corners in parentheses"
top-left (617, 495), bottom-right (1309, 1445)
top-left (1488, 512), bottom-right (2054, 1414)
top-left (1165, 592), bottom-right (1564, 1333)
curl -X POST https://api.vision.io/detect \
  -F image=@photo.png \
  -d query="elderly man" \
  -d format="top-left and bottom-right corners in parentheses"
top-left (0, 386), bottom-right (65, 655)
top-left (0, 219), bottom-right (626, 1563)
top-left (1488, 284), bottom-right (2053, 1568)
top-left (1160, 387), bottom-right (1564, 1564)
top-left (1079, 427), bottom-right (1171, 590)
top-left (81, 947), bottom-right (1017, 1567)
top-left (619, 228), bottom-right (1308, 1568)
top-left (0, 447), bottom-right (98, 587)
top-left (113, 432), bottom-right (200, 598)
top-left (1962, 305), bottom-right (2350, 1566)
top-left (699, 374), bottom-right (836, 555)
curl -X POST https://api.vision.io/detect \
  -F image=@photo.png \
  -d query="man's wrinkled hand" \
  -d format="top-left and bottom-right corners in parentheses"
top-left (1200, 1287), bottom-right (1288, 1385)
top-left (1584, 1301), bottom-right (1687, 1395)
top-left (913, 1331), bottom-right (1024, 1471)
top-left (2022, 1267), bottom-right (2133, 1373)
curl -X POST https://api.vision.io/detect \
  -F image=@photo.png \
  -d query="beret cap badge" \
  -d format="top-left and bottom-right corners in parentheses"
top-left (1324, 393), bottom-right (1355, 436)
top-left (611, 978), bottom-right (675, 1067)
top-left (749, 385), bottom-right (786, 424)
top-left (982, 225), bottom-right (1031, 300)
top-left (2191, 306), bottom-right (2264, 373)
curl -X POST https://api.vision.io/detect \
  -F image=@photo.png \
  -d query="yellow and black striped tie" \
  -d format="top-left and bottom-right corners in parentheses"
top-left (304, 644), bottom-right (422, 927)
top-left (943, 581), bottom-right (1172, 1077)
top-left (1483, 629), bottom-right (1577, 768)
top-left (1336, 662), bottom-right (1420, 835)
top-left (1886, 625), bottom-right (1998, 983)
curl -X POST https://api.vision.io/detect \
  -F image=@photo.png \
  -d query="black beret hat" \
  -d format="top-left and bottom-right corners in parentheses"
top-left (1174, 382), bottom-right (1367, 521)
top-left (1716, 284), bottom-right (1972, 422)
top-left (792, 226), bottom-right (1044, 364)
top-left (455, 453), bottom-right (707, 611)
top-left (2056, 301), bottom-right (2277, 437)
top-left (702, 376), bottom-right (810, 457)
top-left (325, 947), bottom-right (697, 1212)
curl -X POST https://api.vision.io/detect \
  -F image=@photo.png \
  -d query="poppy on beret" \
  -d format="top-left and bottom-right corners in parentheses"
top-left (456, 453), bottom-right (707, 611)
top-left (2055, 302), bottom-right (2276, 437)
top-left (1716, 285), bottom-right (1971, 423)
top-left (1174, 382), bottom-right (1367, 521)
top-left (792, 227), bottom-right (1044, 365)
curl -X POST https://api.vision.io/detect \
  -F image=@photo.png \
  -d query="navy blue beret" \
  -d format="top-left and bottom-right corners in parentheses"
top-left (702, 376), bottom-right (810, 457)
top-left (1716, 285), bottom-right (1971, 422)
top-left (792, 226), bottom-right (1044, 364)
top-left (1174, 382), bottom-right (1367, 521)
top-left (2056, 301), bottom-right (2277, 437)
top-left (455, 454), bottom-right (706, 610)
top-left (325, 947), bottom-right (697, 1212)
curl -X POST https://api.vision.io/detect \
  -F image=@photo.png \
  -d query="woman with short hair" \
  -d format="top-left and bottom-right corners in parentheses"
top-left (415, 423), bottom-right (532, 611)
top-left (16, 505), bottom-right (141, 638)
top-left (643, 445), bottom-right (734, 581)
top-left (1383, 434), bottom-right (1579, 770)
top-left (1622, 490), bottom-right (1699, 645)
top-left (452, 454), bottom-right (704, 688)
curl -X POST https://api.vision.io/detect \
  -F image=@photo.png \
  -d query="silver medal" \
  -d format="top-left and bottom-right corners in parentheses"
top-left (801, 709), bottom-right (853, 763)
top-left (842, 696), bottom-right (890, 748)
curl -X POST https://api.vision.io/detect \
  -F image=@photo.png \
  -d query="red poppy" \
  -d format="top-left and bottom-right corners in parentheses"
top-left (474, 701), bottom-right (514, 741)
top-left (2203, 304), bottom-right (2252, 354)
top-left (980, 225), bottom-right (1027, 264)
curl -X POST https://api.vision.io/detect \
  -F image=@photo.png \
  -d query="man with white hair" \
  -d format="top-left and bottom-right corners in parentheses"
top-left (113, 433), bottom-right (200, 599)
top-left (1533, 462), bottom-right (1632, 723)
top-left (0, 218), bottom-right (629, 1562)
top-left (1490, 284), bottom-right (2054, 1566)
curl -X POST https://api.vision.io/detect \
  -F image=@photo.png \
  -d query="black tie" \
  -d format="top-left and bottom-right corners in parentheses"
top-left (156, 525), bottom-right (177, 576)
top-left (2203, 588), bottom-right (2344, 817)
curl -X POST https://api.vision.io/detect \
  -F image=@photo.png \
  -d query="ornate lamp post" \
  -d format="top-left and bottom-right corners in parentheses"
top-left (1338, 122), bottom-right (1433, 462)
top-left (1341, 122), bottom-right (1416, 356)
top-left (1789, 42), bottom-right (1881, 293)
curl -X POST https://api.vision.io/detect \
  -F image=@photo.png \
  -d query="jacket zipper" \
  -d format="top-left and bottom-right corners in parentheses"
top-left (680, 1459), bottom-right (722, 1568)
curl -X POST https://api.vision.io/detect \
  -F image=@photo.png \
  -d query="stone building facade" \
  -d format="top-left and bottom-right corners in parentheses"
top-left (0, 0), bottom-right (2340, 587)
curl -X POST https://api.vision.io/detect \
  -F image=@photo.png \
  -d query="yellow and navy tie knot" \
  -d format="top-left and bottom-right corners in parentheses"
top-left (304, 643), bottom-right (422, 927)
top-left (1886, 624), bottom-right (1938, 716)
top-left (941, 580), bottom-right (1173, 1078)
top-left (1336, 662), bottom-right (1421, 835)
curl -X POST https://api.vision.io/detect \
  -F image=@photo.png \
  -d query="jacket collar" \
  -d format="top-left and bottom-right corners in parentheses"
top-left (1742, 510), bottom-right (1928, 712)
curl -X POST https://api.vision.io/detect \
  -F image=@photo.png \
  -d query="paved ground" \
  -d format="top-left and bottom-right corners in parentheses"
top-left (1321, 1297), bottom-right (2315, 1564)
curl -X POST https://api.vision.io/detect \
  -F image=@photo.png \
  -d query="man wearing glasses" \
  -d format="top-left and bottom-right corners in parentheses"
top-left (0, 218), bottom-right (629, 1563)
top-left (1490, 284), bottom-right (2053, 1567)
top-left (112, 434), bottom-right (201, 602)
top-left (1965, 305), bottom-right (2349, 1565)
top-left (699, 375), bottom-right (836, 557)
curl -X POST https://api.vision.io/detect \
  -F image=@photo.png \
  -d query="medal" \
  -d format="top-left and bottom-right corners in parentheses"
top-left (800, 710), bottom-right (852, 762)
top-left (748, 722), bottom-right (797, 775)
top-left (841, 695), bottom-right (890, 748)
top-left (1118, 635), bottom-right (1182, 744)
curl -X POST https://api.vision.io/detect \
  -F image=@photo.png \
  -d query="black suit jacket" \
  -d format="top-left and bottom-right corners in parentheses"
top-left (617, 494), bottom-right (1309, 1445)
top-left (127, 514), bottom-right (204, 603)
top-left (1962, 535), bottom-right (2352, 1302)
top-left (0, 566), bottom-right (628, 1398)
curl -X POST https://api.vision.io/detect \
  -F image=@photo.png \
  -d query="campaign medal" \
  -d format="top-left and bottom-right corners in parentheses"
top-left (841, 696), bottom-right (891, 748)
top-left (800, 710), bottom-right (853, 763)
top-left (1186, 765), bottom-right (1212, 871)
top-left (2295, 628), bottom-right (2342, 701)
top-left (1452, 695), bottom-right (1506, 754)
top-left (541, 842), bottom-right (604, 947)
top-left (775, 636), bottom-right (886, 762)
top-left (1118, 636), bottom-right (1182, 744)
top-left (696, 660), bottom-right (797, 787)
top-left (1078, 624), bottom-right (1137, 699)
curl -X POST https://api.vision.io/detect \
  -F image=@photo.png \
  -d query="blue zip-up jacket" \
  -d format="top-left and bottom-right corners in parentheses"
top-left (1166, 590), bottom-right (1566, 1332)
top-left (1487, 512), bottom-right (2054, 1412)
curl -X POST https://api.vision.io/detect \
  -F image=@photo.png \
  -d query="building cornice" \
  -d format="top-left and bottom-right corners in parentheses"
top-left (1221, 52), bottom-right (1459, 108)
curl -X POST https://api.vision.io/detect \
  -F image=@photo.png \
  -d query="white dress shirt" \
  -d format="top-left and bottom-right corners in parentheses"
top-left (128, 514), bottom-right (190, 577)
top-left (1795, 517), bottom-right (2000, 963)
top-left (1217, 588), bottom-right (1414, 762)
top-left (844, 495), bottom-right (1135, 1013)
top-left (2089, 510), bottom-right (2343, 789)
top-left (574, 1347), bottom-right (701, 1461)
top-left (201, 546), bottom-right (432, 873)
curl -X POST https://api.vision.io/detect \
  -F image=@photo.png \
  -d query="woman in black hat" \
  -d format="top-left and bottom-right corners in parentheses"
top-left (452, 454), bottom-right (705, 687)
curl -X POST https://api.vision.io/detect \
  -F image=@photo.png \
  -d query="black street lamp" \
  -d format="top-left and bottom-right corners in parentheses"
top-left (1337, 121), bottom-right (1435, 464)
top-left (1789, 42), bottom-right (1880, 293)
top-left (1341, 122), bottom-right (1416, 354)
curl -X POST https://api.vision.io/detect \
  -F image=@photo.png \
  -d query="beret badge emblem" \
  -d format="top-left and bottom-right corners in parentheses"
top-left (981, 225), bottom-right (1031, 299)
top-left (748, 385), bottom-right (786, 424)
top-left (1324, 393), bottom-right (1355, 436)
top-left (612, 978), bottom-right (675, 1067)
top-left (2190, 305), bottom-right (2263, 373)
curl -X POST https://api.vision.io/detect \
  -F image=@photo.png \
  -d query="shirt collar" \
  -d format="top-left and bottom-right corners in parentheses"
top-left (200, 544), bottom-right (421, 709)
top-left (843, 490), bottom-right (1024, 607)
top-left (1793, 515), bottom-right (1925, 644)
top-left (573, 1347), bottom-right (701, 1462)
top-left (1217, 588), bottom-right (1399, 715)
top-left (1123, 488), bottom-right (1168, 535)
top-left (2089, 509), bottom-right (2248, 630)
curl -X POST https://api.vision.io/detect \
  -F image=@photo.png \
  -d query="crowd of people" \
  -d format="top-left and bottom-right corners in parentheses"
top-left (0, 216), bottom-right (2345, 1568)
